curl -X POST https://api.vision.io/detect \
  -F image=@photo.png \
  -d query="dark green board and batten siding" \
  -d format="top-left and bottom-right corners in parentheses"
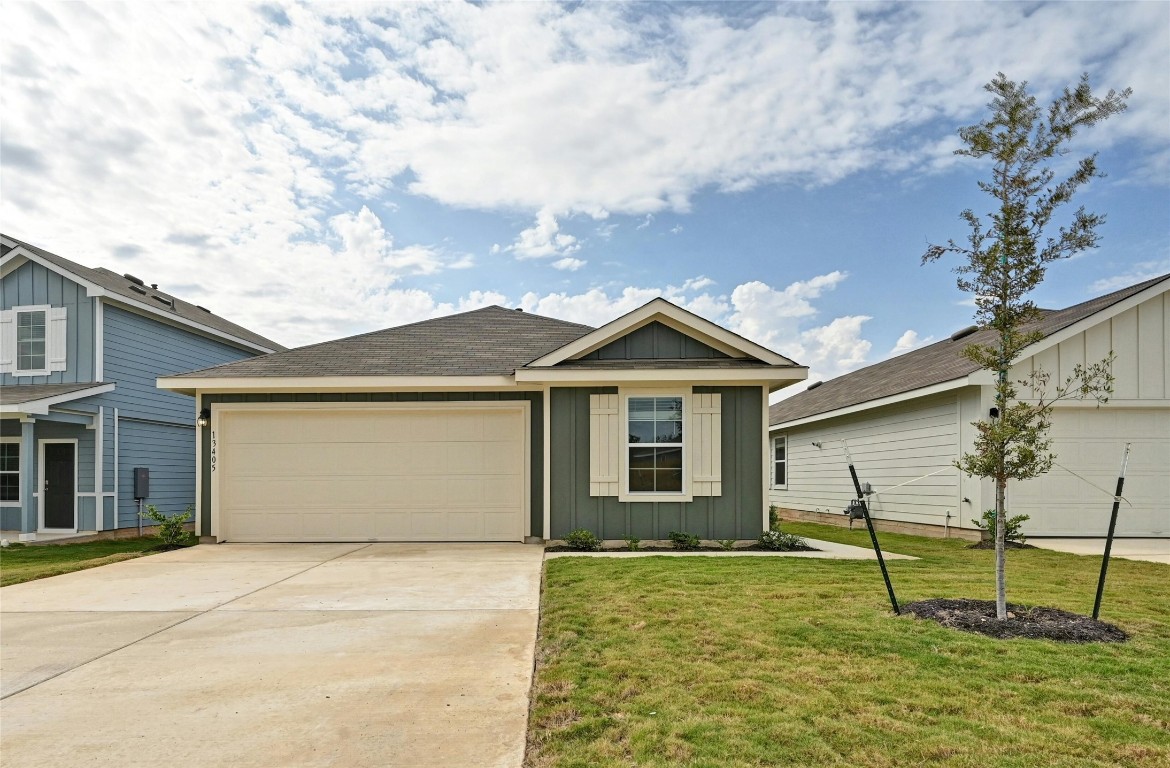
top-left (550, 386), bottom-right (763, 540)
top-left (197, 391), bottom-right (543, 538)
top-left (579, 321), bottom-right (730, 361)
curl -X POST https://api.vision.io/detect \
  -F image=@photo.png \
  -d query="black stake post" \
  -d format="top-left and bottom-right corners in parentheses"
top-left (1093, 443), bottom-right (1131, 621)
top-left (842, 440), bottom-right (899, 614)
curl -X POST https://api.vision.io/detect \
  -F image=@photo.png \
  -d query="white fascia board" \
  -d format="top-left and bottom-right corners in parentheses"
top-left (157, 374), bottom-right (527, 395)
top-left (516, 366), bottom-right (805, 390)
top-left (528, 298), bottom-right (796, 367)
top-left (0, 383), bottom-right (116, 415)
top-left (0, 254), bottom-right (28, 278)
top-left (770, 376), bottom-right (974, 430)
top-left (1011, 277), bottom-right (1169, 363)
top-left (1, 247), bottom-right (279, 354)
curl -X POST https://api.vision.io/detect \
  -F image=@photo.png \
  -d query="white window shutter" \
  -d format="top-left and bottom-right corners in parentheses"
top-left (589, 393), bottom-right (620, 496)
top-left (48, 306), bottom-right (68, 372)
top-left (690, 393), bottom-right (722, 496)
top-left (0, 309), bottom-right (14, 374)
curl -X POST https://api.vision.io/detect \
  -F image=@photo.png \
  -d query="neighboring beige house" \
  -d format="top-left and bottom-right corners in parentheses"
top-left (769, 274), bottom-right (1169, 539)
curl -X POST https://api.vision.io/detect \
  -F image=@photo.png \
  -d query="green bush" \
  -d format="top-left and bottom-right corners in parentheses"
top-left (564, 529), bottom-right (602, 551)
top-left (139, 505), bottom-right (195, 548)
top-left (623, 536), bottom-right (641, 552)
top-left (717, 539), bottom-right (737, 551)
top-left (668, 531), bottom-right (701, 551)
top-left (971, 509), bottom-right (1031, 545)
top-left (769, 504), bottom-right (781, 531)
top-left (757, 529), bottom-right (809, 552)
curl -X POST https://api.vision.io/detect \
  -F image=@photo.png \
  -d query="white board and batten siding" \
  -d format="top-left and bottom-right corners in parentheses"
top-left (1010, 289), bottom-right (1170, 536)
top-left (770, 392), bottom-right (967, 529)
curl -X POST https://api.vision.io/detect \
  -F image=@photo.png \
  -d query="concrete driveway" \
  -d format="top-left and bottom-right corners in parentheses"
top-left (0, 543), bottom-right (543, 768)
top-left (1029, 538), bottom-right (1170, 564)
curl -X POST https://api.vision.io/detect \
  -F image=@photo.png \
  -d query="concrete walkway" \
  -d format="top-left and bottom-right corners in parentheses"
top-left (0, 543), bottom-right (543, 768)
top-left (1030, 538), bottom-right (1170, 565)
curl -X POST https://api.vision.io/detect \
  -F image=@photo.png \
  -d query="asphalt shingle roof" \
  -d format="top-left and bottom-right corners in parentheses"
top-left (172, 306), bottom-right (597, 378)
top-left (3, 234), bottom-right (285, 352)
top-left (0, 382), bottom-right (108, 405)
top-left (770, 274), bottom-right (1169, 425)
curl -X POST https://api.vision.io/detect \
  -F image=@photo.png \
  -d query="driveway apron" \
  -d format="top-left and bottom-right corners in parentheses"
top-left (0, 543), bottom-right (543, 768)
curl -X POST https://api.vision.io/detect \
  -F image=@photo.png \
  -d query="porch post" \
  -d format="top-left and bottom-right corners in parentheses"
top-left (20, 419), bottom-right (36, 541)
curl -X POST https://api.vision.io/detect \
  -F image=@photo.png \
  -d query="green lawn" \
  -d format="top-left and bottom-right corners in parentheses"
top-left (527, 522), bottom-right (1170, 767)
top-left (0, 538), bottom-right (164, 587)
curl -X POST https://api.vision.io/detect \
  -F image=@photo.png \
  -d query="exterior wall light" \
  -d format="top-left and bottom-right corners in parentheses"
top-left (197, 408), bottom-right (211, 428)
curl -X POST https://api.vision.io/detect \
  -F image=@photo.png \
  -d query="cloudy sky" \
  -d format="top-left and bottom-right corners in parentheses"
top-left (3, 1), bottom-right (1167, 393)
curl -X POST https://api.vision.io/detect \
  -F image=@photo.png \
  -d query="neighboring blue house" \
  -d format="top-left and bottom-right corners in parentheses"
top-left (0, 234), bottom-right (284, 541)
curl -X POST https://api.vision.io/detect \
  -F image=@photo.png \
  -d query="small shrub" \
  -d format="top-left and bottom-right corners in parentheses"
top-left (139, 504), bottom-right (195, 548)
top-left (717, 538), bottom-right (737, 551)
top-left (757, 529), bottom-right (809, 552)
top-left (564, 529), bottom-right (601, 551)
top-left (769, 504), bottom-right (781, 531)
top-left (623, 536), bottom-right (641, 552)
top-left (971, 509), bottom-right (1030, 545)
top-left (668, 531), bottom-right (701, 551)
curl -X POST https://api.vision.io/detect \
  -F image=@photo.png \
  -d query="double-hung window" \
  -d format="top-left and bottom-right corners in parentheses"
top-left (0, 440), bottom-right (20, 504)
top-left (627, 396), bottom-right (684, 493)
top-left (772, 435), bottom-right (787, 488)
top-left (16, 309), bottom-right (47, 373)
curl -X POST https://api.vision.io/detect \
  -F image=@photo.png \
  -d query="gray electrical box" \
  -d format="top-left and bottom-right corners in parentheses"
top-left (133, 467), bottom-right (149, 500)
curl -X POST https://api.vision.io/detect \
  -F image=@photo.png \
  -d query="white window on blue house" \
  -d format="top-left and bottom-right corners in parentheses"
top-left (0, 305), bottom-right (66, 377)
top-left (0, 439), bottom-right (20, 504)
top-left (17, 309), bottom-right (47, 372)
top-left (772, 435), bottom-right (787, 488)
top-left (627, 396), bottom-right (684, 493)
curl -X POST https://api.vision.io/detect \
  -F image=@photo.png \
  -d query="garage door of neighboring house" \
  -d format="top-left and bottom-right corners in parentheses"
top-left (214, 404), bottom-right (529, 542)
top-left (1012, 408), bottom-right (1169, 537)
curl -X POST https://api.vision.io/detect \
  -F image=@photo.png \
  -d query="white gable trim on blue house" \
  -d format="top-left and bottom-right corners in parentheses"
top-left (0, 244), bottom-right (279, 355)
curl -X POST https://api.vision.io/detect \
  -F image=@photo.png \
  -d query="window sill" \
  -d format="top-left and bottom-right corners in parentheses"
top-left (12, 370), bottom-right (51, 378)
top-left (618, 492), bottom-right (694, 504)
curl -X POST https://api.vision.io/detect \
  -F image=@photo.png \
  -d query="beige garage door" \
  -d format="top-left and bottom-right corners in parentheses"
top-left (215, 405), bottom-right (527, 542)
top-left (1012, 408), bottom-right (1169, 537)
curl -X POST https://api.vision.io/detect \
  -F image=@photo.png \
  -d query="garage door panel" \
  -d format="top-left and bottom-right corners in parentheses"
top-left (217, 407), bottom-right (526, 542)
top-left (1013, 408), bottom-right (1168, 536)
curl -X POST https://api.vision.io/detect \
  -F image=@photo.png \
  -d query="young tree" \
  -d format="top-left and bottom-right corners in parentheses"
top-left (923, 73), bottom-right (1130, 620)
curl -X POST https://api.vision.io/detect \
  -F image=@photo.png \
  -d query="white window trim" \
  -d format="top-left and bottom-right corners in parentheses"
top-left (11, 304), bottom-right (52, 377)
top-left (771, 434), bottom-right (788, 490)
top-left (0, 436), bottom-right (21, 506)
top-left (618, 387), bottom-right (692, 503)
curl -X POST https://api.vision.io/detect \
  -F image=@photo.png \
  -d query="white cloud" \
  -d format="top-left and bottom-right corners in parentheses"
top-left (1089, 259), bottom-right (1170, 293)
top-left (889, 329), bottom-right (932, 357)
top-left (670, 225), bottom-right (683, 235)
top-left (636, 215), bottom-right (654, 230)
top-left (552, 257), bottom-right (587, 271)
top-left (1, 1), bottom-right (1165, 351)
top-left (507, 207), bottom-right (581, 260)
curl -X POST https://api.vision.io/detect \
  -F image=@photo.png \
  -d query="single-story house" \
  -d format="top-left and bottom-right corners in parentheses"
top-left (1, 234), bottom-right (284, 541)
top-left (768, 274), bottom-right (1169, 539)
top-left (157, 299), bottom-right (807, 543)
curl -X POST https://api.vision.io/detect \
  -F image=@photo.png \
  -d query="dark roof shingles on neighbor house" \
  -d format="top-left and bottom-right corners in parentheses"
top-left (173, 306), bottom-right (596, 378)
top-left (4, 235), bottom-right (285, 352)
top-left (770, 274), bottom-right (1169, 426)
top-left (0, 383), bottom-right (108, 405)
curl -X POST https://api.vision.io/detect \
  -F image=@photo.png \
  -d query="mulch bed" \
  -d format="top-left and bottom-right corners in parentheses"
top-left (967, 540), bottom-right (1036, 550)
top-left (544, 543), bottom-right (819, 553)
top-left (901, 598), bottom-right (1128, 643)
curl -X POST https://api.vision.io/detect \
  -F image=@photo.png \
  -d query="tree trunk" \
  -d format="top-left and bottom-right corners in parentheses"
top-left (995, 476), bottom-right (1007, 620)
